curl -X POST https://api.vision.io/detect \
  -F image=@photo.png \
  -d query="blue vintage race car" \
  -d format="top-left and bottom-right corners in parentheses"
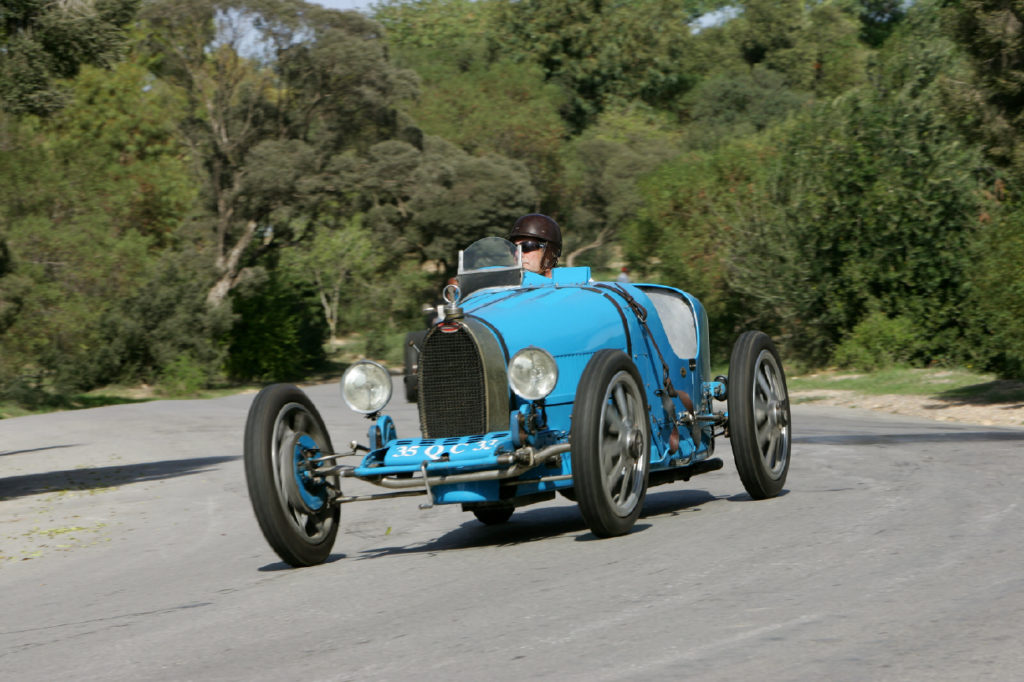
top-left (244, 238), bottom-right (791, 567)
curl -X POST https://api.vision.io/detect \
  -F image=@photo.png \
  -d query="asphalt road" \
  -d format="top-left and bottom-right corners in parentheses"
top-left (2, 383), bottom-right (1023, 680)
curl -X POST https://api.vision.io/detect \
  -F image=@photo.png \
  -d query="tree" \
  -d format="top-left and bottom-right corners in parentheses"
top-left (0, 51), bottom-right (197, 394)
top-left (677, 66), bottom-right (810, 149)
top-left (358, 135), bottom-right (538, 272)
top-left (944, 1), bottom-right (1024, 377)
top-left (559, 104), bottom-right (683, 266)
top-left (279, 214), bottom-right (382, 339)
top-left (140, 0), bottom-right (418, 306)
top-left (628, 10), bottom-right (988, 366)
top-left (377, 0), bottom-right (568, 206)
top-left (945, 0), bottom-right (1024, 171)
top-left (490, 0), bottom-right (705, 131)
top-left (0, 0), bottom-right (141, 116)
top-left (722, 37), bottom-right (985, 364)
top-left (855, 0), bottom-right (908, 47)
top-left (726, 0), bottom-right (869, 97)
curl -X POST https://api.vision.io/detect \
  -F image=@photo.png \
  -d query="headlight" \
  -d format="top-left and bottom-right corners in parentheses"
top-left (340, 360), bottom-right (393, 414)
top-left (508, 347), bottom-right (558, 401)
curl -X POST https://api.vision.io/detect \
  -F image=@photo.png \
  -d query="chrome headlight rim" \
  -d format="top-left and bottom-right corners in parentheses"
top-left (340, 360), bottom-right (393, 414)
top-left (507, 346), bottom-right (559, 401)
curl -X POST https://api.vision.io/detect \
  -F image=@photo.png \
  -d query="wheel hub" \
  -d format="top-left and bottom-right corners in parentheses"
top-left (767, 398), bottom-right (789, 430)
top-left (284, 433), bottom-right (328, 514)
top-left (625, 426), bottom-right (644, 460)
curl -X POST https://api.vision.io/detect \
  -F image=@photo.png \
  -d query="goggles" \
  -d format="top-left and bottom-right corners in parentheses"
top-left (514, 238), bottom-right (547, 254)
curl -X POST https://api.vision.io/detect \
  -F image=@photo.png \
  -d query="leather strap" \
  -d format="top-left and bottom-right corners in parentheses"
top-left (595, 283), bottom-right (698, 453)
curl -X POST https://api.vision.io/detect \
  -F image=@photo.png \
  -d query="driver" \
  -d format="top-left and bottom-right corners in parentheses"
top-left (508, 214), bottom-right (562, 278)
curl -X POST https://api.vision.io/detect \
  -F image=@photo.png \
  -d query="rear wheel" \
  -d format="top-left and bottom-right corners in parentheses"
top-left (728, 331), bottom-right (790, 499)
top-left (244, 384), bottom-right (339, 567)
top-left (571, 350), bottom-right (650, 537)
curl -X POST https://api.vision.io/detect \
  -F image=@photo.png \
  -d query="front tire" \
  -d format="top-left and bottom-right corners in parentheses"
top-left (244, 384), bottom-right (340, 567)
top-left (728, 331), bottom-right (791, 499)
top-left (571, 350), bottom-right (651, 537)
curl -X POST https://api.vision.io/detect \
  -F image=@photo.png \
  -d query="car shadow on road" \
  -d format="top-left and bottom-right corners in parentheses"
top-left (640, 488), bottom-right (719, 518)
top-left (0, 455), bottom-right (240, 500)
top-left (351, 487), bottom-right (721, 560)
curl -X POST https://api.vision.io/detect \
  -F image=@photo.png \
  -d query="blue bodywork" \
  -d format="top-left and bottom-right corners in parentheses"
top-left (348, 263), bottom-right (727, 507)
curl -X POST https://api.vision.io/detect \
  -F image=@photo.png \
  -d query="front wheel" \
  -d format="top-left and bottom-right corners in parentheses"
top-left (727, 331), bottom-right (791, 499)
top-left (571, 350), bottom-right (651, 537)
top-left (244, 384), bottom-right (340, 567)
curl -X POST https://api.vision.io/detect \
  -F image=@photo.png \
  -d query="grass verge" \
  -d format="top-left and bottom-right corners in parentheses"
top-left (788, 367), bottom-right (1024, 404)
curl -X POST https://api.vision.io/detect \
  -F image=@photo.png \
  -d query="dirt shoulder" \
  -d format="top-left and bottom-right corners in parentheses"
top-left (790, 389), bottom-right (1024, 428)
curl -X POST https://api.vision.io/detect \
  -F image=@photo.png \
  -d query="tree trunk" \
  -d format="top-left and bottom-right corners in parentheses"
top-left (565, 225), bottom-right (614, 267)
top-left (205, 219), bottom-right (259, 307)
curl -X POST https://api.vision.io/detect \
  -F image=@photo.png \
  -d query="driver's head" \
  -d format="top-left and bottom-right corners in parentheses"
top-left (508, 214), bottom-right (561, 276)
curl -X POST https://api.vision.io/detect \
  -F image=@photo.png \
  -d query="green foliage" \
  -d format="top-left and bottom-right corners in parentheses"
top-left (139, 0), bottom-right (419, 306)
top-left (0, 0), bottom-right (141, 115)
top-left (560, 104), bottom-right (683, 266)
top-left (398, 53), bottom-right (568, 197)
top-left (226, 274), bottom-right (328, 382)
top-left (965, 198), bottom-right (1024, 378)
top-left (726, 0), bottom-right (869, 97)
top-left (347, 135), bottom-right (537, 271)
top-left (377, 1), bottom-right (568, 203)
top-left (832, 312), bottom-right (923, 370)
top-left (279, 213), bottom-right (383, 338)
top-left (491, 0), bottom-right (704, 130)
top-left (99, 251), bottom-right (233, 387)
top-left (725, 80), bottom-right (984, 363)
top-left (631, 11), bottom-right (987, 369)
top-left (6, 0), bottom-right (1024, 410)
top-left (0, 49), bottom-right (199, 396)
top-left (678, 66), bottom-right (810, 149)
top-left (374, 0), bottom-right (493, 54)
top-left (854, 0), bottom-right (908, 47)
top-left (158, 353), bottom-right (209, 397)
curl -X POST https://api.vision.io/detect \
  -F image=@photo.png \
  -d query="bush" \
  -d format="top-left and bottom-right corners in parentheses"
top-left (226, 275), bottom-right (328, 382)
top-left (157, 353), bottom-right (208, 397)
top-left (97, 252), bottom-right (232, 389)
top-left (832, 312), bottom-right (922, 371)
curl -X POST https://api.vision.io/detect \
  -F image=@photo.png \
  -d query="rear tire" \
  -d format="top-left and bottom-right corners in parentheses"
top-left (727, 331), bottom-right (791, 499)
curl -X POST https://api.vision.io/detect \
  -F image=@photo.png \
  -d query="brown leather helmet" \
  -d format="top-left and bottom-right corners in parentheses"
top-left (508, 214), bottom-right (562, 270)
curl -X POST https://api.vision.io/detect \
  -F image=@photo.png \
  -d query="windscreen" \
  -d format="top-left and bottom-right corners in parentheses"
top-left (457, 237), bottom-right (523, 297)
top-left (460, 237), bottom-right (519, 272)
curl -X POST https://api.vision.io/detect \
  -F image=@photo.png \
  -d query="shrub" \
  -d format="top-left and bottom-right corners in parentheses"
top-left (226, 275), bottom-right (328, 382)
top-left (157, 353), bottom-right (208, 397)
top-left (832, 312), bottom-right (922, 371)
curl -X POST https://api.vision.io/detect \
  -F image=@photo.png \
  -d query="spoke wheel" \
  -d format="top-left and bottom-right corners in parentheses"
top-left (244, 384), bottom-right (340, 567)
top-left (728, 331), bottom-right (791, 499)
top-left (571, 350), bottom-right (650, 537)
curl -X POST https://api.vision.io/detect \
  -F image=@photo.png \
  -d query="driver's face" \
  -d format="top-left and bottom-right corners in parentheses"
top-left (514, 238), bottom-right (548, 276)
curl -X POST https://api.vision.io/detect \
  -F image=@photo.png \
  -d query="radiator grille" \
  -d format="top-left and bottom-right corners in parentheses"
top-left (418, 325), bottom-right (487, 437)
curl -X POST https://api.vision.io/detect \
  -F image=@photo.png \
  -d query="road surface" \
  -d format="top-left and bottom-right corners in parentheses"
top-left (2, 383), bottom-right (1022, 680)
